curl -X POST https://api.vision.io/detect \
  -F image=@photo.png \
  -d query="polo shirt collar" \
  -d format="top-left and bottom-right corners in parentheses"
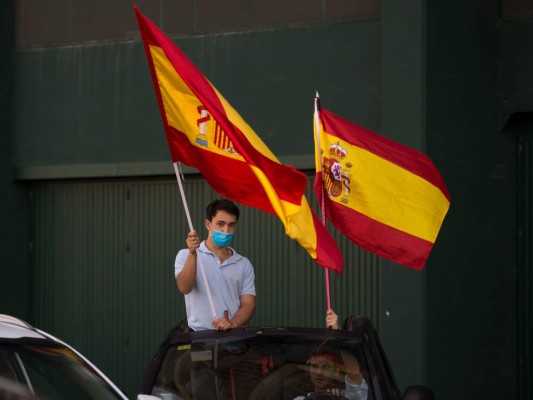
top-left (199, 241), bottom-right (242, 262)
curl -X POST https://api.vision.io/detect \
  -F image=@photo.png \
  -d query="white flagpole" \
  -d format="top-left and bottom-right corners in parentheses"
top-left (173, 162), bottom-right (217, 320)
top-left (314, 92), bottom-right (332, 311)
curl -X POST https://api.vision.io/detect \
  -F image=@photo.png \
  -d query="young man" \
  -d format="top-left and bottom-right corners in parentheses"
top-left (174, 199), bottom-right (256, 331)
top-left (294, 347), bottom-right (368, 400)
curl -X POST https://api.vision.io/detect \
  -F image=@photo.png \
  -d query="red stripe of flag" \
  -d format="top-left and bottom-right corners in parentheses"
top-left (320, 109), bottom-right (450, 201)
top-left (315, 174), bottom-right (431, 270)
top-left (135, 7), bottom-right (306, 206)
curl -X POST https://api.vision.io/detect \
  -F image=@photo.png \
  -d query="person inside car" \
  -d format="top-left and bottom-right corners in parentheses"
top-left (294, 346), bottom-right (368, 400)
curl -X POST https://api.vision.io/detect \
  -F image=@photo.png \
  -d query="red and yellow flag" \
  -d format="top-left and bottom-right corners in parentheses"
top-left (135, 7), bottom-right (343, 273)
top-left (314, 107), bottom-right (450, 270)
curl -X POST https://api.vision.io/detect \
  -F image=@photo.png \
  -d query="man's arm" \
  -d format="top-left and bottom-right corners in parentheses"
top-left (341, 351), bottom-right (367, 400)
top-left (176, 230), bottom-right (200, 294)
top-left (176, 252), bottom-right (197, 294)
top-left (213, 294), bottom-right (256, 330)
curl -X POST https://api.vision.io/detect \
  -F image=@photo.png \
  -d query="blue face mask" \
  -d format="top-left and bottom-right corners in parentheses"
top-left (212, 230), bottom-right (234, 247)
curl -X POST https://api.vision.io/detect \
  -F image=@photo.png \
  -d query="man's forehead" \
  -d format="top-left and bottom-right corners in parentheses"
top-left (310, 352), bottom-right (340, 364)
top-left (212, 210), bottom-right (237, 222)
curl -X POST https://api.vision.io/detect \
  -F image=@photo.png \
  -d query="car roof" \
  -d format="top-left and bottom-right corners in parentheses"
top-left (162, 316), bottom-right (376, 344)
top-left (0, 314), bottom-right (47, 341)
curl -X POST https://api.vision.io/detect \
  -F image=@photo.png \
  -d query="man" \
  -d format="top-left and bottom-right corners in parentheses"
top-left (295, 347), bottom-right (368, 400)
top-left (174, 199), bottom-right (256, 331)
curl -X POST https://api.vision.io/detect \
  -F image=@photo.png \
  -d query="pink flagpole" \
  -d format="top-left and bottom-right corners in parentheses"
top-left (314, 92), bottom-right (331, 311)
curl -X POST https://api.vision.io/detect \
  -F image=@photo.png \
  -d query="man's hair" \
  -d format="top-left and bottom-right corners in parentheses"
top-left (307, 346), bottom-right (343, 371)
top-left (205, 199), bottom-right (240, 221)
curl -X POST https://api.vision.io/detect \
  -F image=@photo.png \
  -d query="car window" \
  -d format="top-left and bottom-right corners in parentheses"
top-left (0, 350), bottom-right (20, 381)
top-left (0, 345), bottom-right (123, 400)
top-left (149, 335), bottom-right (376, 400)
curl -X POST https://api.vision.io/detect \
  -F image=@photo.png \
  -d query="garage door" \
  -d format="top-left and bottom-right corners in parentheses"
top-left (29, 175), bottom-right (379, 394)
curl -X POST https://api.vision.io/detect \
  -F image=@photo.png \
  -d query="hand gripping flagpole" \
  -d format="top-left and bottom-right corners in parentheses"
top-left (314, 92), bottom-right (332, 311)
top-left (173, 162), bottom-right (217, 321)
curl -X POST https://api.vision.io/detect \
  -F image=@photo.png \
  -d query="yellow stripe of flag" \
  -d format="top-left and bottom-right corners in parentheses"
top-left (322, 131), bottom-right (450, 243)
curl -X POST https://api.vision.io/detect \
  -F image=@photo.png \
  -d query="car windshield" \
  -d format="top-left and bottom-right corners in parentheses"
top-left (0, 344), bottom-right (122, 400)
top-left (149, 331), bottom-right (381, 400)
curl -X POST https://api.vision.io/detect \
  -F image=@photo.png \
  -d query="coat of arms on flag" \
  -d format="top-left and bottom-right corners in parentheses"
top-left (196, 104), bottom-right (237, 154)
top-left (320, 142), bottom-right (352, 202)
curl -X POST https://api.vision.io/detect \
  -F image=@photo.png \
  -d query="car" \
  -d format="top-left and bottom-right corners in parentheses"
top-left (0, 375), bottom-right (42, 399)
top-left (0, 314), bottom-right (128, 400)
top-left (136, 317), bottom-right (433, 400)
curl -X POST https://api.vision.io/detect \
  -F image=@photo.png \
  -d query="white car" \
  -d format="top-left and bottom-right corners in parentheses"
top-left (0, 314), bottom-right (128, 400)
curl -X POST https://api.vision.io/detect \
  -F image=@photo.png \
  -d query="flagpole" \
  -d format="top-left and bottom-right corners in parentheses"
top-left (314, 92), bottom-right (332, 311)
top-left (173, 162), bottom-right (217, 320)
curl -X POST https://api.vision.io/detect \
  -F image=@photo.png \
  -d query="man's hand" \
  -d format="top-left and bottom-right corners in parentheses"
top-left (213, 317), bottom-right (234, 331)
top-left (325, 387), bottom-right (343, 397)
top-left (187, 230), bottom-right (200, 254)
top-left (326, 309), bottom-right (340, 330)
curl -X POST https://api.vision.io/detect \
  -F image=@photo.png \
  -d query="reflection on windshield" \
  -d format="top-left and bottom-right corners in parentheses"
top-left (150, 335), bottom-right (371, 400)
top-left (0, 345), bottom-right (122, 400)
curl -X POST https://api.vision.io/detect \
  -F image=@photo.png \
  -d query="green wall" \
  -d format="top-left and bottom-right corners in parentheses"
top-left (426, 1), bottom-right (518, 399)
top-left (379, 0), bottom-right (427, 388)
top-left (500, 18), bottom-right (533, 114)
top-left (12, 23), bottom-right (380, 169)
top-left (0, 0), bottom-right (30, 319)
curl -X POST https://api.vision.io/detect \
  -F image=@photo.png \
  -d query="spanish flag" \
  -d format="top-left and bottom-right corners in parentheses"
top-left (135, 7), bottom-right (344, 273)
top-left (314, 106), bottom-right (450, 270)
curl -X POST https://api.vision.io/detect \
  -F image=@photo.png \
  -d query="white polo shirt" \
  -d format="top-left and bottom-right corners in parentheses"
top-left (174, 241), bottom-right (256, 331)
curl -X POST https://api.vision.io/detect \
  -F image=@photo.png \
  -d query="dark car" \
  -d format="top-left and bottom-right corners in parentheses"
top-left (0, 314), bottom-right (128, 400)
top-left (136, 317), bottom-right (431, 400)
